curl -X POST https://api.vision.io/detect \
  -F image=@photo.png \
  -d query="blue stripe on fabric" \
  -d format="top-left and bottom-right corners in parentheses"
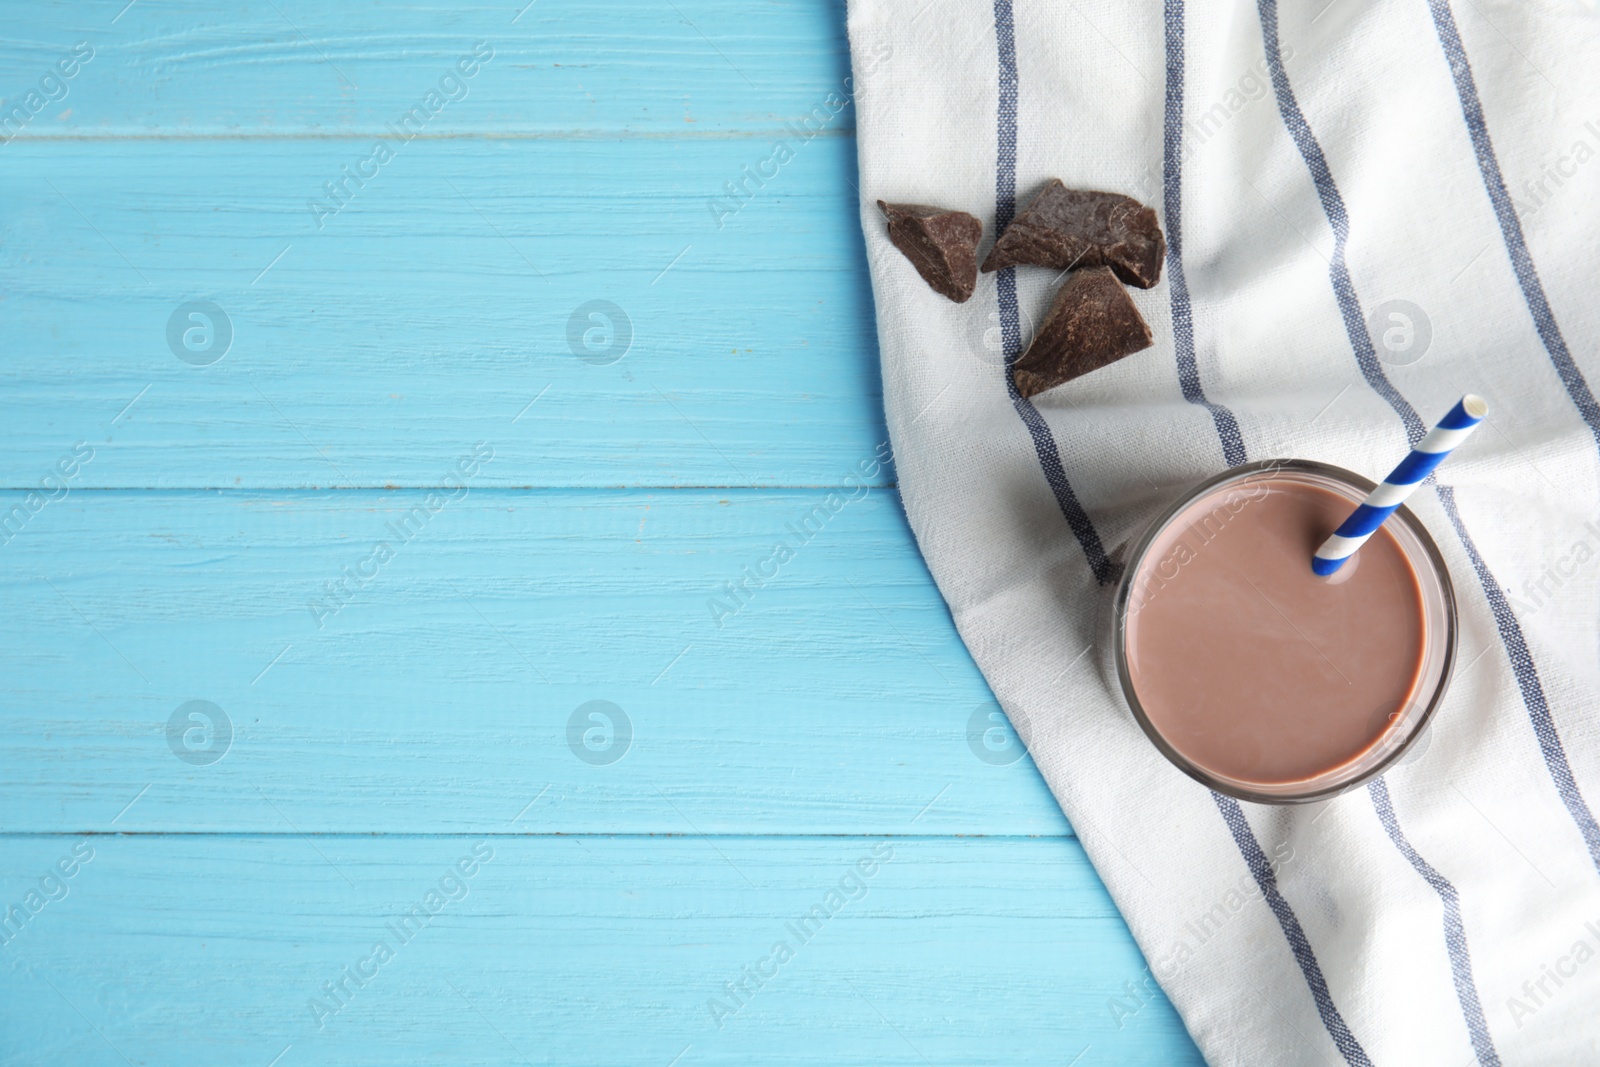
top-left (1385, 447), bottom-right (1449, 488)
top-left (1155, 3), bottom-right (1371, 1062)
top-left (1256, 0), bottom-right (1425, 446)
top-left (1255, 1), bottom-right (1506, 1057)
top-left (1213, 795), bottom-right (1375, 1067)
top-left (1162, 0), bottom-right (1247, 468)
top-left (1435, 485), bottom-right (1600, 872)
top-left (1256, 0), bottom-right (1600, 882)
top-left (994, 1), bottom-right (1019, 236)
top-left (991, 0), bottom-right (1116, 584)
top-left (1368, 778), bottom-right (1502, 1066)
top-left (1417, 0), bottom-right (1600, 880)
top-left (1424, 0), bottom-right (1600, 453)
top-left (1334, 502), bottom-right (1399, 540)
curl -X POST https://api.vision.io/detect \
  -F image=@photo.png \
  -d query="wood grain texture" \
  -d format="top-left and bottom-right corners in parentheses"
top-left (0, 1), bottom-right (1206, 1062)
top-left (1, 137), bottom-right (882, 489)
top-left (1, 1), bottom-right (854, 138)
top-left (0, 835), bottom-right (1199, 1066)
top-left (1, 488), bottom-right (1069, 836)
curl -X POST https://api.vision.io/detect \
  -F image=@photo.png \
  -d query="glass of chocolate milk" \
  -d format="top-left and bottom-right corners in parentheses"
top-left (1109, 459), bottom-right (1457, 803)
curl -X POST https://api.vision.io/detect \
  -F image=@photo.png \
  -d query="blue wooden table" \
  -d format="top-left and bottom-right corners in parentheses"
top-left (0, 4), bottom-right (1204, 1063)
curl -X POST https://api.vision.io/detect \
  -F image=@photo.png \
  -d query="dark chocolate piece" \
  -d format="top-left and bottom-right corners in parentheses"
top-left (981, 180), bottom-right (1165, 289)
top-left (1012, 266), bottom-right (1153, 398)
top-left (878, 200), bottom-right (983, 303)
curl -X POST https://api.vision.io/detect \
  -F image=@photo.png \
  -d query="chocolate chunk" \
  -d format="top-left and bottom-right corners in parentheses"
top-left (1012, 266), bottom-right (1153, 398)
top-left (982, 180), bottom-right (1166, 289)
top-left (878, 200), bottom-right (983, 303)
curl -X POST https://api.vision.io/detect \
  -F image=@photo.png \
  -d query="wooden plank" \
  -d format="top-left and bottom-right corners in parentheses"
top-left (0, 834), bottom-right (1201, 1066)
top-left (0, 488), bottom-right (1072, 836)
top-left (1, 136), bottom-right (883, 489)
top-left (1, 0), bottom-right (856, 137)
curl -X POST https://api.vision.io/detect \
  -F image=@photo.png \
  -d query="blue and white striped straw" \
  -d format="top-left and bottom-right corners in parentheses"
top-left (1311, 394), bottom-right (1488, 577)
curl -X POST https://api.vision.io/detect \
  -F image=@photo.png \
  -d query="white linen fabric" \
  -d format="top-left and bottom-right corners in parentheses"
top-left (848, 0), bottom-right (1600, 1062)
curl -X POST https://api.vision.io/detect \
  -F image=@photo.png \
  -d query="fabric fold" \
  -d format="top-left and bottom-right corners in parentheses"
top-left (849, 0), bottom-right (1600, 1062)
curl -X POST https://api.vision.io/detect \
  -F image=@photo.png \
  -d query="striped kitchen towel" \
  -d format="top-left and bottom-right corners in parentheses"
top-left (848, 0), bottom-right (1600, 1063)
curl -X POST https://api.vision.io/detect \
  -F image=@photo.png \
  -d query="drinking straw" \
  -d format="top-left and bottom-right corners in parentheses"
top-left (1312, 394), bottom-right (1488, 576)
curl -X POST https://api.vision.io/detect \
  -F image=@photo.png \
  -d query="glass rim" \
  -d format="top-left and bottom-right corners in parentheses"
top-left (1110, 458), bottom-right (1459, 805)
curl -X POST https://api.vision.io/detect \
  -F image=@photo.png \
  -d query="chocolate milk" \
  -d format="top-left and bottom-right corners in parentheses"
top-left (1123, 476), bottom-right (1426, 786)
